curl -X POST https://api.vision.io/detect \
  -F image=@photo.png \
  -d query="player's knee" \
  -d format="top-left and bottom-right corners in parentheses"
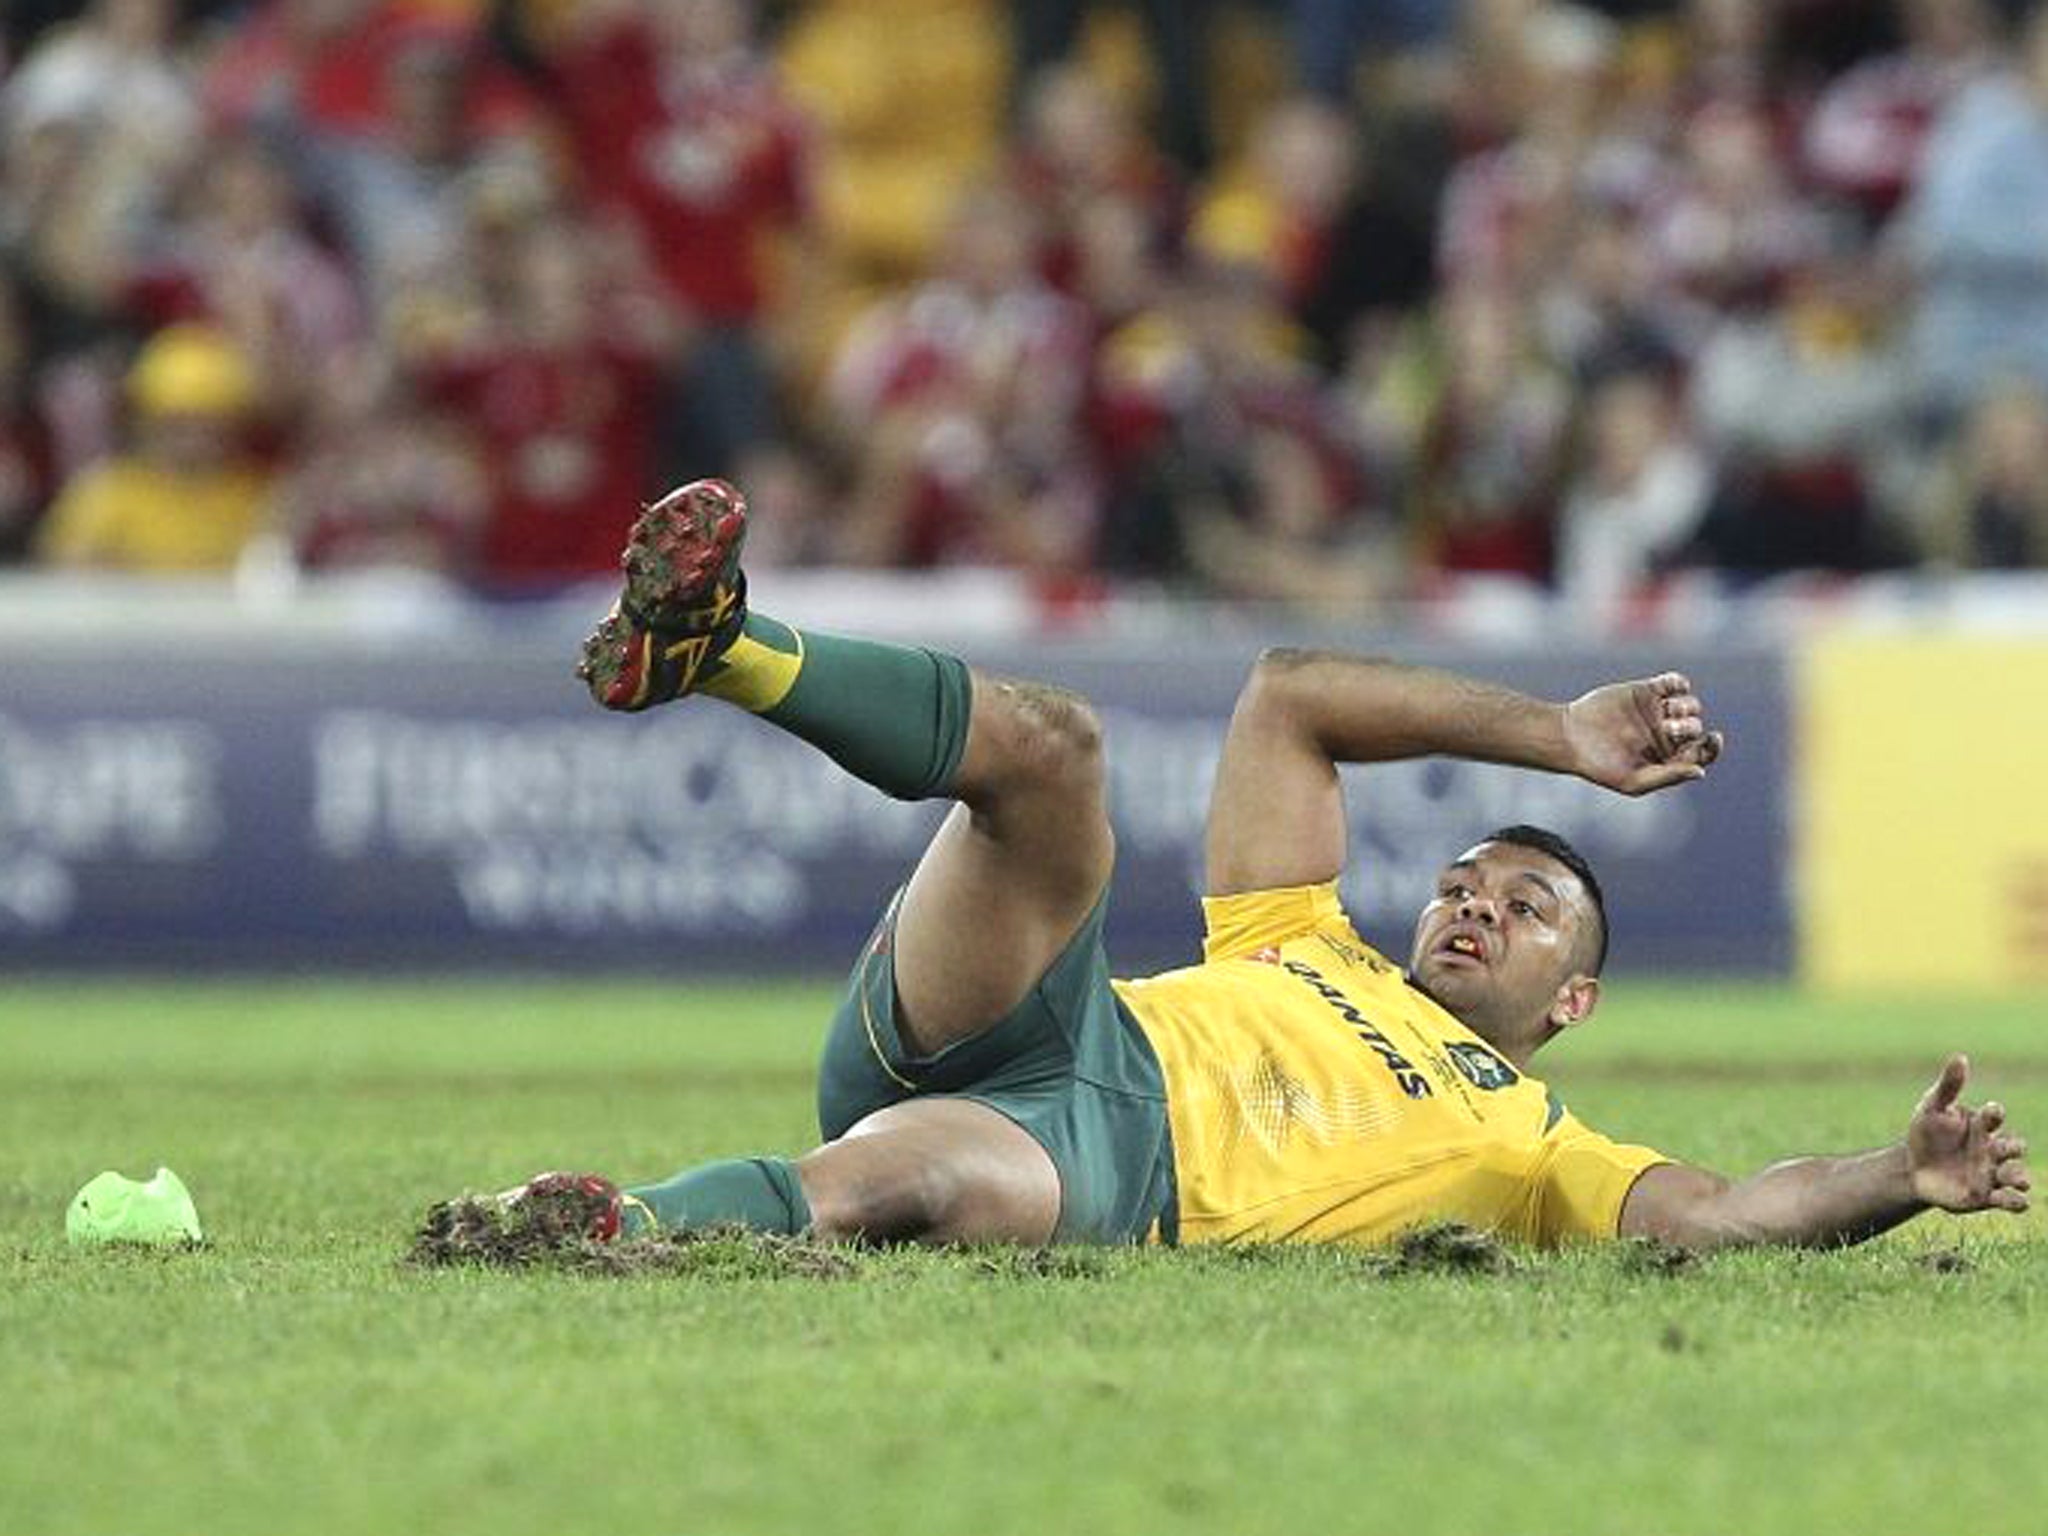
top-left (987, 681), bottom-right (1105, 799)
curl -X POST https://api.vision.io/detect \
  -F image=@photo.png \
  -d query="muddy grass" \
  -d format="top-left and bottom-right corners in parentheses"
top-left (407, 1195), bottom-right (857, 1279)
top-left (407, 1205), bottom-right (1527, 1285)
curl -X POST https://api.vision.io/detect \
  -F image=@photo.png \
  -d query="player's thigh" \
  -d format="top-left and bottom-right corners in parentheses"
top-left (894, 676), bottom-right (1114, 1054)
top-left (795, 1098), bottom-right (1060, 1246)
top-left (894, 806), bottom-right (1095, 1055)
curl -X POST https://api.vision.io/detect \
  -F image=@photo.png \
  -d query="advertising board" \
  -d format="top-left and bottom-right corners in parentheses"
top-left (0, 634), bottom-right (1791, 976)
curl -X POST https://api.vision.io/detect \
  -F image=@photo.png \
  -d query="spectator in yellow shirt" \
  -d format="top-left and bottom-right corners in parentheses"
top-left (37, 323), bottom-right (271, 572)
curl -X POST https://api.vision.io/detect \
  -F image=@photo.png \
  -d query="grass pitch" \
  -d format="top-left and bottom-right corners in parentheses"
top-left (2, 979), bottom-right (2042, 1536)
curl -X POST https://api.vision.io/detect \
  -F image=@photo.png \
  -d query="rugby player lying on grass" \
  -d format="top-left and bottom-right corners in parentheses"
top-left (475, 479), bottom-right (2031, 1256)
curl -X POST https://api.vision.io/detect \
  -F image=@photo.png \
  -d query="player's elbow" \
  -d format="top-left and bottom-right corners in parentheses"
top-left (1620, 1164), bottom-right (1757, 1251)
top-left (1238, 648), bottom-right (1340, 728)
top-left (1246, 647), bottom-right (1334, 694)
top-left (1236, 648), bottom-right (1403, 750)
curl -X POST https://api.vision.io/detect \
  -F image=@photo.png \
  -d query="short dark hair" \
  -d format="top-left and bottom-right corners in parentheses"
top-left (1481, 824), bottom-right (1609, 974)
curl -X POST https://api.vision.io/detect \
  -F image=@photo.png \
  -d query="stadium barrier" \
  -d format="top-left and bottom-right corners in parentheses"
top-left (0, 586), bottom-right (1791, 977)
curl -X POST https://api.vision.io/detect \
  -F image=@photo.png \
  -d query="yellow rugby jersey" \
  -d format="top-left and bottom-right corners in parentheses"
top-left (1112, 881), bottom-right (1670, 1247)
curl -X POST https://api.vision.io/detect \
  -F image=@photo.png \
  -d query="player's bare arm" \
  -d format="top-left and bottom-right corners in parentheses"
top-left (1206, 652), bottom-right (1724, 896)
top-left (1620, 1055), bottom-right (2033, 1251)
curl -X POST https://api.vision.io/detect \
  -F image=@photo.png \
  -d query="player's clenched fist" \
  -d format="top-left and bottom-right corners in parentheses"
top-left (1563, 672), bottom-right (1725, 797)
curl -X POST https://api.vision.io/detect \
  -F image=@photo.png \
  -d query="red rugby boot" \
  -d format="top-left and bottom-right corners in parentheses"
top-left (496, 1170), bottom-right (626, 1243)
top-left (577, 477), bottom-right (750, 711)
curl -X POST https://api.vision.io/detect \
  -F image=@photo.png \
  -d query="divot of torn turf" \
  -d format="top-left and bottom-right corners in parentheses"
top-left (406, 1196), bottom-right (856, 1279)
top-left (1367, 1222), bottom-right (1520, 1277)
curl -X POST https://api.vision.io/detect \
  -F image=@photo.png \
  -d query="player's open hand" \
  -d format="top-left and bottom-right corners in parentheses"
top-left (1562, 672), bottom-right (1724, 796)
top-left (1906, 1055), bottom-right (2032, 1215)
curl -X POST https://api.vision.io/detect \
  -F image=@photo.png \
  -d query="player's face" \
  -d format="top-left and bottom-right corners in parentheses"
top-left (1408, 842), bottom-right (1596, 1029)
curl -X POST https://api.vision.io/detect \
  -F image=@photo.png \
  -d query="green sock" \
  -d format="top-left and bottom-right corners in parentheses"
top-left (621, 1157), bottom-right (812, 1237)
top-left (695, 614), bottom-right (972, 801)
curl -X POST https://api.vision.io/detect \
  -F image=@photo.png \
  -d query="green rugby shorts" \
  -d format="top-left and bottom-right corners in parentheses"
top-left (815, 886), bottom-right (1179, 1245)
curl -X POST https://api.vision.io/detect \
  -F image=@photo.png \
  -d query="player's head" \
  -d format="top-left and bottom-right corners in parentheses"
top-left (1408, 825), bottom-right (1608, 1063)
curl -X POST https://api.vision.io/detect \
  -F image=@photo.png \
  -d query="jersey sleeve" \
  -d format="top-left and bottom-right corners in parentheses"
top-left (1201, 880), bottom-right (1363, 962)
top-left (1530, 1111), bottom-right (1672, 1244)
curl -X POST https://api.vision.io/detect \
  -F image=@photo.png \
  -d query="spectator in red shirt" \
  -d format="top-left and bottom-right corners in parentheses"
top-left (205, 0), bottom-right (532, 144)
top-left (122, 132), bottom-right (365, 432)
top-left (493, 0), bottom-right (816, 483)
top-left (1007, 65), bottom-right (1182, 298)
top-left (278, 361), bottom-right (485, 574)
top-left (403, 212), bottom-right (678, 592)
top-left (826, 182), bottom-right (1094, 571)
top-left (260, 22), bottom-right (542, 315)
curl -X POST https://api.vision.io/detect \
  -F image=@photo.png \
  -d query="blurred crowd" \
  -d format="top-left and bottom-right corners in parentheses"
top-left (4, 0), bottom-right (2048, 617)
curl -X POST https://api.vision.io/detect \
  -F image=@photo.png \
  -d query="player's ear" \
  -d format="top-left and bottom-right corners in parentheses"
top-left (1547, 974), bottom-right (1600, 1032)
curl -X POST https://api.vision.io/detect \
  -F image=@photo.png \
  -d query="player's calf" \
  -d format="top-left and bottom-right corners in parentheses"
top-left (796, 1103), bottom-right (1062, 1245)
